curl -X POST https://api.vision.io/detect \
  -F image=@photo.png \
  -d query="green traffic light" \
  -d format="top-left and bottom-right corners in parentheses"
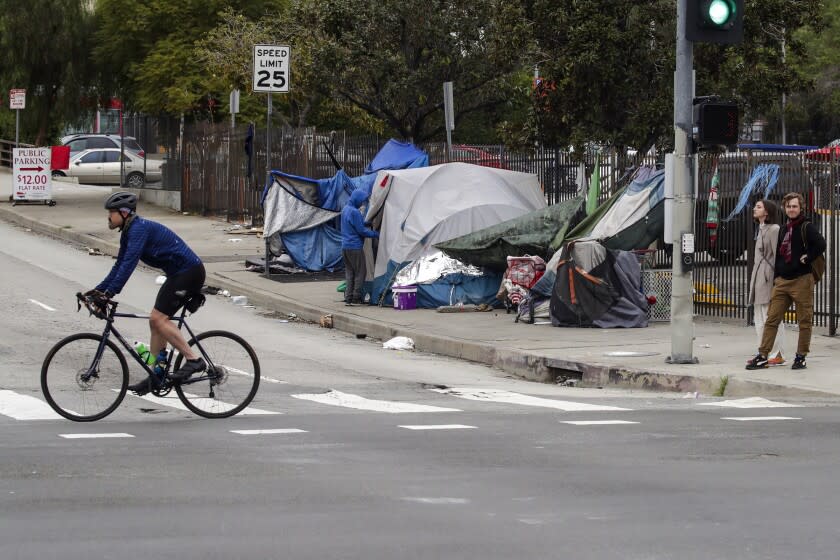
top-left (707, 0), bottom-right (734, 27)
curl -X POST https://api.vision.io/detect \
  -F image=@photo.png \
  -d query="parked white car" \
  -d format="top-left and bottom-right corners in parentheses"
top-left (53, 148), bottom-right (163, 188)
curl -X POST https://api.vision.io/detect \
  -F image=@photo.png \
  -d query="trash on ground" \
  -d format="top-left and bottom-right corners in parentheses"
top-left (201, 285), bottom-right (223, 295)
top-left (436, 303), bottom-right (493, 313)
top-left (383, 336), bottom-right (414, 351)
top-left (355, 333), bottom-right (367, 339)
top-left (155, 275), bottom-right (167, 285)
top-left (287, 312), bottom-right (298, 320)
top-left (319, 314), bottom-right (334, 328)
top-left (682, 391), bottom-right (701, 399)
top-left (221, 290), bottom-right (230, 297)
top-left (228, 238), bottom-right (243, 243)
top-left (86, 247), bottom-right (103, 256)
top-left (231, 295), bottom-right (248, 305)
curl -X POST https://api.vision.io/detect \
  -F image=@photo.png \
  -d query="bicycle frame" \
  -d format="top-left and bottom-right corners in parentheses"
top-left (84, 301), bottom-right (215, 385)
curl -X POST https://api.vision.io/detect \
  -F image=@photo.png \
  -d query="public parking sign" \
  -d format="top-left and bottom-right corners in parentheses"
top-left (12, 147), bottom-right (52, 201)
top-left (10, 89), bottom-right (25, 109)
top-left (252, 45), bottom-right (290, 93)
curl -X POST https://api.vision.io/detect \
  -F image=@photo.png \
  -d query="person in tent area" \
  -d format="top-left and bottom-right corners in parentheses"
top-left (84, 192), bottom-right (208, 394)
top-left (341, 189), bottom-right (379, 305)
top-left (746, 192), bottom-right (825, 371)
top-left (747, 199), bottom-right (785, 366)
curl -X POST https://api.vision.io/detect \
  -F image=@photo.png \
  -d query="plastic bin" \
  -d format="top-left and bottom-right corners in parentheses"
top-left (392, 285), bottom-right (418, 310)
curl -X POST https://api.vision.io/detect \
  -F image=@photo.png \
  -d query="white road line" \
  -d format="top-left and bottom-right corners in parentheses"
top-left (431, 388), bottom-right (630, 412)
top-left (721, 416), bottom-right (801, 422)
top-left (125, 391), bottom-right (280, 415)
top-left (0, 390), bottom-right (64, 420)
top-left (291, 390), bottom-right (461, 413)
top-left (561, 420), bottom-right (640, 426)
top-left (59, 433), bottom-right (134, 439)
top-left (230, 429), bottom-right (307, 435)
top-left (29, 299), bottom-right (56, 312)
top-left (222, 365), bottom-right (287, 384)
top-left (699, 397), bottom-right (800, 409)
top-left (398, 424), bottom-right (477, 430)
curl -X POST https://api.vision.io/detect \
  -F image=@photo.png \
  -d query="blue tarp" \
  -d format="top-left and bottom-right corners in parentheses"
top-left (372, 259), bottom-right (503, 308)
top-left (365, 139), bottom-right (429, 175)
top-left (262, 140), bottom-right (428, 272)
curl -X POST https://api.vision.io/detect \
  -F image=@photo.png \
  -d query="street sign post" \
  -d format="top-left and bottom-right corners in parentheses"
top-left (10, 89), bottom-right (25, 148)
top-left (12, 147), bottom-right (52, 204)
top-left (253, 45), bottom-right (291, 279)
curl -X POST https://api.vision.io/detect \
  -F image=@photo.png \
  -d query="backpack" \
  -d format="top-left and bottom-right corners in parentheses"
top-left (802, 221), bottom-right (826, 283)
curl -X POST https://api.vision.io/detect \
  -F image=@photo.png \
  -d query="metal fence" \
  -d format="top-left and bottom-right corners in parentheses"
top-left (3, 120), bottom-right (836, 330)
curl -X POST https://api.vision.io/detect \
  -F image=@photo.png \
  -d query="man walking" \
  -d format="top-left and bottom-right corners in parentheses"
top-left (341, 189), bottom-right (379, 305)
top-left (746, 192), bottom-right (825, 370)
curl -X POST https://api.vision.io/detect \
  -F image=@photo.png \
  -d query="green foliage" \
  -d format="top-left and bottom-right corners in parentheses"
top-left (283, 0), bottom-right (533, 142)
top-left (531, 0), bottom-right (824, 153)
top-left (0, 0), bottom-right (96, 144)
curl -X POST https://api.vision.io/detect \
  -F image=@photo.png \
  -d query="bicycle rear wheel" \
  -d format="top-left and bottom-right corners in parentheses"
top-left (41, 333), bottom-right (128, 422)
top-left (173, 330), bottom-right (260, 418)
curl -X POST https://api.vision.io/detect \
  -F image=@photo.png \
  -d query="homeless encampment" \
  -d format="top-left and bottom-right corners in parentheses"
top-left (260, 140), bottom-right (428, 271)
top-left (364, 162), bottom-right (547, 307)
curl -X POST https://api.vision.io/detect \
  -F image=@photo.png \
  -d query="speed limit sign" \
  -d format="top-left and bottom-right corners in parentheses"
top-left (252, 45), bottom-right (290, 93)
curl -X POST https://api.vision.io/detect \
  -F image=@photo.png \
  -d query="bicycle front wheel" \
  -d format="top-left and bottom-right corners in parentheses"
top-left (41, 333), bottom-right (129, 422)
top-left (173, 330), bottom-right (260, 418)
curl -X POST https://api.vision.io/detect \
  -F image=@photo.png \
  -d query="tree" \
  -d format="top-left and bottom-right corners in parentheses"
top-left (528, 0), bottom-right (823, 154)
top-left (0, 0), bottom-right (96, 144)
top-left (93, 0), bottom-right (285, 118)
top-left (283, 0), bottom-right (533, 142)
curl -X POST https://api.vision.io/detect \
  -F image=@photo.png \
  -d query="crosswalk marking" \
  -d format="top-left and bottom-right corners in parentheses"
top-left (59, 433), bottom-right (134, 439)
top-left (699, 397), bottom-right (800, 409)
top-left (0, 390), bottom-right (64, 420)
top-left (29, 299), bottom-right (56, 312)
top-left (399, 424), bottom-right (477, 430)
top-left (721, 416), bottom-right (801, 422)
top-left (561, 420), bottom-right (639, 426)
top-left (126, 391), bottom-right (280, 415)
top-left (431, 388), bottom-right (630, 412)
top-left (230, 428), bottom-right (307, 435)
top-left (291, 390), bottom-right (461, 413)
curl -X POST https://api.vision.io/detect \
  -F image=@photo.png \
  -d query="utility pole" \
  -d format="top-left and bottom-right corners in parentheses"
top-left (669, 0), bottom-right (698, 364)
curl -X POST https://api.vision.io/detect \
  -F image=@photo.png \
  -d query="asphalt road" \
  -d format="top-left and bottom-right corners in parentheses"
top-left (1, 219), bottom-right (840, 560)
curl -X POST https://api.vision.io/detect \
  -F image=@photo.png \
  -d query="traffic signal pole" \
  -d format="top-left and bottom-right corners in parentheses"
top-left (669, 0), bottom-right (698, 364)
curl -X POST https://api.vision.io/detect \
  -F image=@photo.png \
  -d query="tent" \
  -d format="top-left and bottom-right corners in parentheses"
top-left (564, 166), bottom-right (665, 251)
top-left (549, 240), bottom-right (649, 328)
top-left (365, 162), bottom-right (547, 307)
top-left (433, 195), bottom-right (586, 271)
top-left (260, 140), bottom-right (428, 271)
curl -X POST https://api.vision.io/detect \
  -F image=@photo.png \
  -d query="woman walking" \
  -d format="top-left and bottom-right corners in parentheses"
top-left (748, 199), bottom-right (786, 365)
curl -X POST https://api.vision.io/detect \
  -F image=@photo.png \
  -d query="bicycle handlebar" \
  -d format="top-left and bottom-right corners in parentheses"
top-left (76, 291), bottom-right (112, 320)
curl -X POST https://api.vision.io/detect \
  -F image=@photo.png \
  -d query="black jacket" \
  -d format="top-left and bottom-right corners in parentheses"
top-left (774, 218), bottom-right (826, 280)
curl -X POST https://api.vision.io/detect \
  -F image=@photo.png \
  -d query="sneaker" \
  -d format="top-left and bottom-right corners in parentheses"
top-left (128, 375), bottom-right (160, 396)
top-left (792, 354), bottom-right (807, 370)
top-left (745, 354), bottom-right (769, 370)
top-left (768, 355), bottom-right (786, 366)
top-left (169, 357), bottom-right (207, 383)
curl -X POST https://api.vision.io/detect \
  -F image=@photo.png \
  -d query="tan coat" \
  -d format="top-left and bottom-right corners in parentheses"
top-left (749, 223), bottom-right (780, 305)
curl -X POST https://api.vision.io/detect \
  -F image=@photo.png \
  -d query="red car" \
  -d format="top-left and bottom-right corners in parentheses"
top-left (449, 145), bottom-right (506, 168)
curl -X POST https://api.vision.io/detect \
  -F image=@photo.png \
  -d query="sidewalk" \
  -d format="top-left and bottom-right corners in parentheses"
top-left (2, 169), bottom-right (838, 398)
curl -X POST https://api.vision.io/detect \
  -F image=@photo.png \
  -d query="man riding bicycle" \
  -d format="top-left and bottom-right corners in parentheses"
top-left (85, 192), bottom-right (207, 395)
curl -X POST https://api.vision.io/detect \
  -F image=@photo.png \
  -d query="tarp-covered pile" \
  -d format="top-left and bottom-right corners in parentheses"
top-left (365, 162), bottom-right (547, 307)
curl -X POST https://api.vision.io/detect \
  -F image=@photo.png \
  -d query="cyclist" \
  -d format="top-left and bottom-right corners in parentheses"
top-left (85, 192), bottom-right (207, 394)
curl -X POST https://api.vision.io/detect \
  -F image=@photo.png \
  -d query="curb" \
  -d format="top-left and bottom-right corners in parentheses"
top-left (1, 206), bottom-right (832, 399)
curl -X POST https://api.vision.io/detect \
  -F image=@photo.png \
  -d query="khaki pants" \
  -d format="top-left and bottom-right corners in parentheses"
top-left (760, 275), bottom-right (814, 357)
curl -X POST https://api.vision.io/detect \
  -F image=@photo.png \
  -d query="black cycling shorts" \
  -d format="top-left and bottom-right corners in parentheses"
top-left (154, 264), bottom-right (206, 317)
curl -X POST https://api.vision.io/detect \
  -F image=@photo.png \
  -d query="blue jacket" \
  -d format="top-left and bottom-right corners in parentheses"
top-left (340, 189), bottom-right (379, 250)
top-left (96, 216), bottom-right (202, 294)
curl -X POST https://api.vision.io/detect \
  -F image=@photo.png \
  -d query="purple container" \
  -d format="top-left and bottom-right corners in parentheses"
top-left (392, 285), bottom-right (418, 310)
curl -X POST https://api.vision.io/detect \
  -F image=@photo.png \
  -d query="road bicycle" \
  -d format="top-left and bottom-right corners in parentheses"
top-left (41, 291), bottom-right (260, 421)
